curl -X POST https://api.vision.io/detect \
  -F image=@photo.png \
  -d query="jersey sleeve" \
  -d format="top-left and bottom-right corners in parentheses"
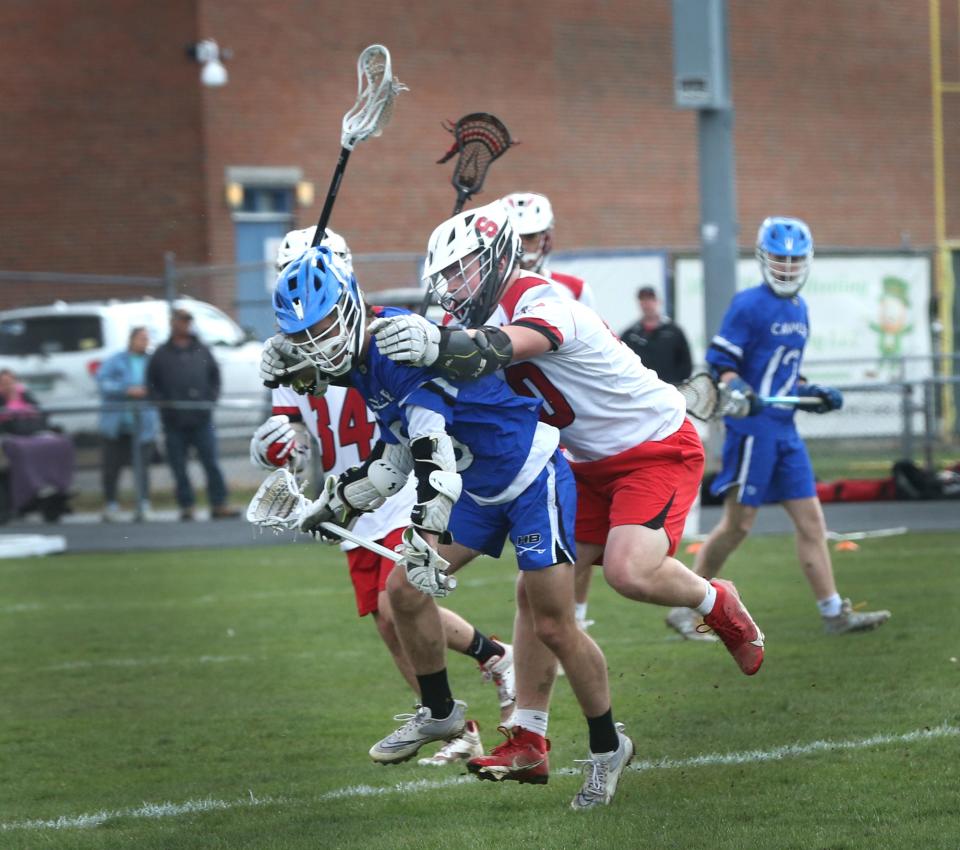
top-left (509, 288), bottom-right (578, 351)
top-left (400, 376), bottom-right (457, 430)
top-left (706, 292), bottom-right (754, 376)
top-left (271, 385), bottom-right (304, 421)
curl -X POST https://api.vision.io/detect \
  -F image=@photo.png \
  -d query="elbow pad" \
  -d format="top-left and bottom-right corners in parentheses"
top-left (434, 326), bottom-right (513, 381)
top-left (409, 433), bottom-right (463, 534)
top-left (338, 440), bottom-right (415, 512)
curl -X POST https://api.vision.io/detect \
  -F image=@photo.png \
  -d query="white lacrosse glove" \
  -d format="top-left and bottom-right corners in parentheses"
top-left (396, 527), bottom-right (456, 598)
top-left (260, 334), bottom-right (304, 387)
top-left (368, 314), bottom-right (441, 367)
top-left (250, 415), bottom-right (307, 471)
top-left (298, 475), bottom-right (356, 542)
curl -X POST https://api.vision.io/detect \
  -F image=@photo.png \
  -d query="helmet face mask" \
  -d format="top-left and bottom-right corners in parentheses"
top-left (273, 247), bottom-right (365, 376)
top-left (503, 192), bottom-right (554, 273)
top-left (756, 216), bottom-right (814, 298)
top-left (423, 201), bottom-right (521, 326)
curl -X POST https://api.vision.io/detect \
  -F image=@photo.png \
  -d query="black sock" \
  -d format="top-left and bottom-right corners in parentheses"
top-left (586, 708), bottom-right (619, 755)
top-left (416, 669), bottom-right (454, 720)
top-left (462, 629), bottom-right (503, 665)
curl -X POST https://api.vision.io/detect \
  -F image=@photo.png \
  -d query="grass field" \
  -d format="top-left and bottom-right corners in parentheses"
top-left (1, 532), bottom-right (958, 849)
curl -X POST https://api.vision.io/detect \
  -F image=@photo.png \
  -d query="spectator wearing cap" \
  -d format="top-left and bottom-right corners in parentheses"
top-left (147, 308), bottom-right (239, 520)
top-left (620, 287), bottom-right (693, 385)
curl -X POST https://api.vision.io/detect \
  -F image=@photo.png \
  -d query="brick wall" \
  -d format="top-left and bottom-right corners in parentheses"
top-left (0, 0), bottom-right (950, 313)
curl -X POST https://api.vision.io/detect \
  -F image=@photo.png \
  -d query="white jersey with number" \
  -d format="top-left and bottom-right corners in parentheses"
top-left (271, 384), bottom-right (415, 548)
top-left (489, 272), bottom-right (686, 463)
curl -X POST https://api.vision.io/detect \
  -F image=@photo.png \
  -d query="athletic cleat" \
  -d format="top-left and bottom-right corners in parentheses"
top-left (665, 607), bottom-right (719, 642)
top-left (702, 579), bottom-right (765, 675)
top-left (369, 700), bottom-right (467, 764)
top-left (479, 641), bottom-right (516, 708)
top-left (570, 722), bottom-right (635, 810)
top-left (576, 617), bottom-right (595, 632)
top-left (467, 726), bottom-right (550, 784)
top-left (823, 599), bottom-right (891, 635)
top-left (417, 719), bottom-right (484, 766)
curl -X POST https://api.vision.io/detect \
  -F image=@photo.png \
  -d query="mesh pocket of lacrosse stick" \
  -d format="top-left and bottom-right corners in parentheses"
top-left (247, 468), bottom-right (308, 530)
top-left (437, 113), bottom-right (513, 197)
top-left (341, 44), bottom-right (408, 150)
top-left (677, 372), bottom-right (725, 421)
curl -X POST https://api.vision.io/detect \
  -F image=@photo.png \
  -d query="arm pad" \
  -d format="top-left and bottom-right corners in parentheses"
top-left (433, 326), bottom-right (514, 381)
top-left (409, 433), bottom-right (462, 534)
top-left (338, 440), bottom-right (415, 512)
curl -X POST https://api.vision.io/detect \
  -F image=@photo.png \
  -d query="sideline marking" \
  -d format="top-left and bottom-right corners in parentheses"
top-left (3, 723), bottom-right (955, 831)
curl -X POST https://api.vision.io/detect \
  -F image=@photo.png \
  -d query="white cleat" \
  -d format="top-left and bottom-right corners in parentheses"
top-left (571, 722), bottom-right (635, 810)
top-left (480, 643), bottom-right (516, 708)
top-left (369, 700), bottom-right (467, 764)
top-left (823, 599), bottom-right (891, 635)
top-left (665, 606), bottom-right (719, 642)
top-left (417, 719), bottom-right (484, 766)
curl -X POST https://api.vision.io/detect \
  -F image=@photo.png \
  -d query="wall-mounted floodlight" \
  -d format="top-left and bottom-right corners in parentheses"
top-left (187, 39), bottom-right (230, 88)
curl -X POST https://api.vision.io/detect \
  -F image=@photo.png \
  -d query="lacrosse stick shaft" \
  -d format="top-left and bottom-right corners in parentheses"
top-left (312, 148), bottom-right (352, 244)
top-left (762, 396), bottom-right (825, 407)
top-left (319, 521), bottom-right (400, 561)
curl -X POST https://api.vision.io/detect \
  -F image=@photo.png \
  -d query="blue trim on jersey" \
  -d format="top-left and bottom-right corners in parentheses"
top-left (349, 307), bottom-right (547, 500)
top-left (710, 425), bottom-right (816, 507)
top-left (449, 452), bottom-right (577, 570)
top-left (706, 283), bottom-right (811, 437)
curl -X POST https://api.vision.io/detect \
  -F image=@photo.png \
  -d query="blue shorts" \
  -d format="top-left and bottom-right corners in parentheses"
top-left (710, 427), bottom-right (816, 507)
top-left (449, 450), bottom-right (577, 570)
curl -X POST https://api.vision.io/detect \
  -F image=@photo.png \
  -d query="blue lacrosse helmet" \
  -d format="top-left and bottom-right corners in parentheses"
top-left (272, 246), bottom-right (366, 376)
top-left (756, 216), bottom-right (814, 298)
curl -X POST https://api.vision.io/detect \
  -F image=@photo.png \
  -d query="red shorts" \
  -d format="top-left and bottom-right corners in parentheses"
top-left (345, 526), bottom-right (406, 617)
top-left (571, 418), bottom-right (704, 556)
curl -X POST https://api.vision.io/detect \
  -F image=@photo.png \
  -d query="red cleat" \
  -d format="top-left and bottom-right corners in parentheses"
top-left (467, 726), bottom-right (550, 785)
top-left (702, 579), bottom-right (765, 675)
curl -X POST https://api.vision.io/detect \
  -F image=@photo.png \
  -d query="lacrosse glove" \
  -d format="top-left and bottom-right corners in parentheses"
top-left (797, 383), bottom-right (843, 414)
top-left (396, 527), bottom-right (456, 598)
top-left (260, 334), bottom-right (329, 397)
top-left (298, 475), bottom-right (358, 543)
top-left (368, 314), bottom-right (441, 367)
top-left (724, 376), bottom-right (762, 418)
top-left (250, 414), bottom-right (308, 472)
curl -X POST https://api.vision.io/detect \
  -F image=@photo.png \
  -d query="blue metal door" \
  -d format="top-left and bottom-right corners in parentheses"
top-left (234, 218), bottom-right (290, 341)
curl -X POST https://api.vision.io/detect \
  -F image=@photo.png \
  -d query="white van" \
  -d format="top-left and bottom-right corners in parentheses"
top-left (0, 297), bottom-right (268, 436)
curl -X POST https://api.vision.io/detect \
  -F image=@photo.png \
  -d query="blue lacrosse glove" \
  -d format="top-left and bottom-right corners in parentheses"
top-left (724, 376), bottom-right (762, 418)
top-left (797, 383), bottom-right (843, 414)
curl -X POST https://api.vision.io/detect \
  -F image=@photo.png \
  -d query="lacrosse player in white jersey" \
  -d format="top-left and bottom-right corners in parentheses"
top-left (502, 192), bottom-right (599, 631)
top-left (252, 226), bottom-right (516, 767)
top-left (369, 200), bottom-right (767, 787)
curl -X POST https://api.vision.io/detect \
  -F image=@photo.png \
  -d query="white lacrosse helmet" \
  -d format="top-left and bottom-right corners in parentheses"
top-left (502, 192), bottom-right (554, 272)
top-left (423, 200), bottom-right (522, 327)
top-left (276, 226), bottom-right (354, 273)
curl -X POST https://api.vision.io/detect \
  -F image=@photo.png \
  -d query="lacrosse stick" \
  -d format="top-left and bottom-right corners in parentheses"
top-left (311, 45), bottom-right (407, 243)
top-left (246, 469), bottom-right (457, 588)
top-left (825, 527), bottom-right (908, 542)
top-left (418, 113), bottom-right (514, 315)
top-left (678, 372), bottom-right (823, 422)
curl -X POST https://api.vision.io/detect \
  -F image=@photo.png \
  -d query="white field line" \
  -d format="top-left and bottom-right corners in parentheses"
top-left (3, 723), bottom-right (955, 832)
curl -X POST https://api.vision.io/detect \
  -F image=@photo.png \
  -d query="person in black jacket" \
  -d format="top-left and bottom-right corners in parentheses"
top-left (147, 308), bottom-right (239, 520)
top-left (620, 287), bottom-right (693, 385)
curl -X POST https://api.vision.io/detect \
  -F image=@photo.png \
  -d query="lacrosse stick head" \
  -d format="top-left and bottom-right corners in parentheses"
top-left (341, 44), bottom-right (408, 151)
top-left (422, 200), bottom-right (522, 326)
top-left (677, 373), bottom-right (725, 422)
top-left (247, 468), bottom-right (307, 530)
top-left (437, 113), bottom-right (513, 210)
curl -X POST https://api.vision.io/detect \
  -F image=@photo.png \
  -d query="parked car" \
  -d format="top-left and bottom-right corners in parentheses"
top-left (0, 297), bottom-right (268, 436)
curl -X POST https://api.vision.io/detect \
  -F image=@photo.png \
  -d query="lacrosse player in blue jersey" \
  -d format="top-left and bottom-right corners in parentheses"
top-left (268, 245), bottom-right (631, 810)
top-left (666, 217), bottom-right (891, 638)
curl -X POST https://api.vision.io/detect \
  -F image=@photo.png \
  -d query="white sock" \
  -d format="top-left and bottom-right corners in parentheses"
top-left (694, 579), bottom-right (717, 616)
top-left (513, 708), bottom-right (549, 738)
top-left (818, 593), bottom-right (842, 618)
top-left (575, 602), bottom-right (588, 622)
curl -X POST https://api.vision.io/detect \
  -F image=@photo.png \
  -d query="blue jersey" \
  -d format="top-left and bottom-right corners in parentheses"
top-left (350, 308), bottom-right (555, 501)
top-left (706, 283), bottom-right (809, 436)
